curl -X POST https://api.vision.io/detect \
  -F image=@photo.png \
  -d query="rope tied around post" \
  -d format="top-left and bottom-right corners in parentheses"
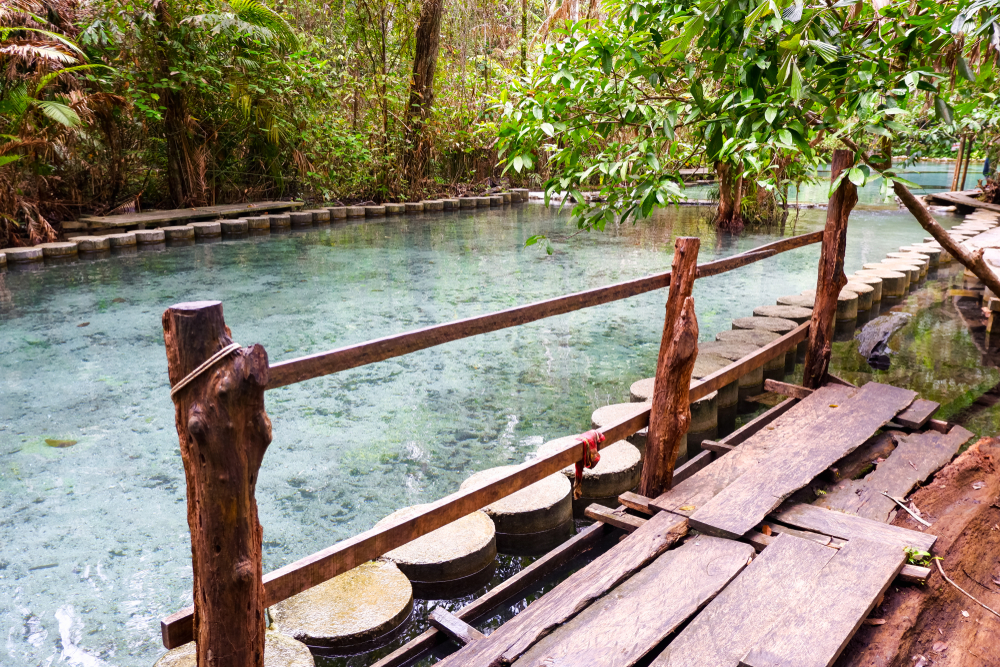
top-left (169, 342), bottom-right (242, 399)
top-left (573, 429), bottom-right (604, 500)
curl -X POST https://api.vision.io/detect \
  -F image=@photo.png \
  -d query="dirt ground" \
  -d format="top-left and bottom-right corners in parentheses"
top-left (836, 436), bottom-right (1000, 667)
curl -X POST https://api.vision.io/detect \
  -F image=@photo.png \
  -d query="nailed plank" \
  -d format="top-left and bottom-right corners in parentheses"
top-left (514, 538), bottom-right (754, 667)
top-left (370, 522), bottom-right (611, 667)
top-left (618, 492), bottom-right (653, 515)
top-left (688, 382), bottom-right (916, 539)
top-left (433, 510), bottom-right (689, 667)
top-left (584, 504), bottom-right (647, 533)
top-left (719, 398), bottom-right (800, 447)
top-left (769, 502), bottom-right (936, 552)
top-left (757, 522), bottom-right (832, 546)
top-left (818, 426), bottom-right (974, 522)
top-left (763, 379), bottom-right (813, 400)
top-left (429, 607), bottom-right (485, 646)
top-left (649, 385), bottom-right (856, 517)
top-left (651, 533), bottom-right (837, 667)
top-left (738, 537), bottom-right (906, 667)
top-left (80, 201), bottom-right (302, 227)
top-left (894, 398), bottom-right (940, 430)
top-left (701, 440), bottom-right (735, 455)
top-left (672, 450), bottom-right (713, 484)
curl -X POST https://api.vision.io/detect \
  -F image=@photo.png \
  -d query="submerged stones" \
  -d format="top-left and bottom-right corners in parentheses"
top-left (375, 504), bottom-right (496, 596)
top-left (460, 466), bottom-right (572, 555)
top-left (155, 631), bottom-right (315, 667)
top-left (270, 560), bottom-right (412, 651)
top-left (536, 436), bottom-right (641, 515)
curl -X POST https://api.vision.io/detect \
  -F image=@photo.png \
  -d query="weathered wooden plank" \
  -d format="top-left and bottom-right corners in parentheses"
top-left (649, 385), bottom-right (856, 517)
top-left (894, 398), bottom-right (940, 430)
top-left (925, 190), bottom-right (1000, 213)
top-left (584, 504), bottom-right (647, 533)
top-left (769, 502), bottom-right (936, 552)
top-left (739, 537), bottom-right (906, 667)
top-left (672, 450), bottom-right (712, 484)
top-left (618, 491), bottom-right (653, 515)
top-left (719, 398), bottom-right (800, 446)
top-left (651, 533), bottom-right (837, 667)
top-left (701, 440), bottom-right (735, 454)
top-left (370, 522), bottom-right (611, 667)
top-left (763, 379), bottom-right (814, 400)
top-left (433, 510), bottom-right (689, 667)
top-left (688, 382), bottom-right (916, 539)
top-left (514, 538), bottom-right (754, 667)
top-left (429, 607), bottom-right (485, 646)
top-left (267, 233), bottom-right (822, 390)
top-left (758, 522), bottom-right (832, 546)
top-left (81, 200), bottom-right (302, 227)
top-left (817, 426), bottom-right (973, 522)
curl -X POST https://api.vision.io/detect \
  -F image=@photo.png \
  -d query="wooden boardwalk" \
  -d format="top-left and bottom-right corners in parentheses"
top-left (419, 379), bottom-right (969, 667)
top-left (79, 200), bottom-right (302, 229)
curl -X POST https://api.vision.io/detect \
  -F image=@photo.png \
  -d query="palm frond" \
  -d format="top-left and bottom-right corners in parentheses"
top-left (228, 0), bottom-right (298, 51)
top-left (37, 99), bottom-right (81, 127)
top-left (0, 42), bottom-right (78, 66)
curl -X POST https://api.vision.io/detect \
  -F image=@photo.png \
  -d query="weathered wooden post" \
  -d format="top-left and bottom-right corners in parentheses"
top-left (951, 137), bottom-right (965, 191)
top-left (959, 135), bottom-right (973, 190)
top-left (803, 150), bottom-right (858, 388)
top-left (163, 301), bottom-right (272, 667)
top-left (639, 237), bottom-right (700, 497)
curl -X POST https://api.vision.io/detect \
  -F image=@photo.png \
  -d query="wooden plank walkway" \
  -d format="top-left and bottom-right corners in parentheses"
top-left (513, 537), bottom-right (753, 667)
top-left (924, 189), bottom-right (1000, 213)
top-left (894, 398), bottom-right (939, 429)
top-left (80, 201), bottom-right (302, 228)
top-left (768, 502), bottom-right (936, 552)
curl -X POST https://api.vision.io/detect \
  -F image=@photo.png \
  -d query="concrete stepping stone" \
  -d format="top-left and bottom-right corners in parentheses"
top-left (346, 206), bottom-right (366, 218)
top-left (220, 219), bottom-right (248, 235)
top-left (699, 341), bottom-right (765, 408)
top-left (801, 288), bottom-right (858, 322)
top-left (689, 352), bottom-right (739, 433)
top-left (443, 198), bottom-right (460, 210)
top-left (38, 242), bottom-right (78, 258)
top-left (716, 328), bottom-right (791, 375)
top-left (270, 560), bottom-right (412, 651)
top-left (846, 273), bottom-right (882, 302)
top-left (590, 401), bottom-right (653, 456)
top-left (511, 188), bottom-right (529, 201)
top-left (133, 229), bottom-right (165, 244)
top-left (855, 268), bottom-right (906, 300)
top-left (844, 281), bottom-right (875, 312)
top-left (489, 195), bottom-right (503, 206)
top-left (501, 192), bottom-right (512, 203)
top-left (327, 206), bottom-right (347, 219)
top-left (900, 245), bottom-right (939, 268)
top-left (189, 221), bottom-right (222, 237)
top-left (404, 202), bottom-right (423, 213)
top-left (752, 304), bottom-right (812, 325)
top-left (76, 236), bottom-right (111, 252)
top-left (245, 216), bottom-right (271, 231)
top-left (886, 251), bottom-right (929, 272)
top-left (268, 213), bottom-right (292, 228)
top-left (459, 197), bottom-right (477, 209)
top-left (154, 630), bottom-right (314, 667)
top-left (365, 205), bottom-right (386, 217)
top-left (376, 505), bottom-right (496, 596)
top-left (863, 262), bottom-right (911, 289)
top-left (460, 465), bottom-right (572, 555)
top-left (312, 208), bottom-right (330, 223)
top-left (732, 315), bottom-right (804, 363)
top-left (385, 203), bottom-right (406, 214)
top-left (162, 225), bottom-right (195, 241)
top-left (536, 437), bottom-right (642, 516)
top-left (626, 383), bottom-right (718, 458)
top-left (0, 251), bottom-right (6, 268)
top-left (878, 260), bottom-right (921, 283)
top-left (474, 196), bottom-right (491, 207)
top-left (423, 200), bottom-right (444, 211)
top-left (290, 211), bottom-right (314, 227)
top-left (106, 232), bottom-right (137, 248)
top-left (775, 294), bottom-right (814, 309)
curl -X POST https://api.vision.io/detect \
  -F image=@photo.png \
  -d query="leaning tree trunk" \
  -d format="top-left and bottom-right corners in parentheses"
top-left (163, 301), bottom-right (272, 667)
top-left (714, 161), bottom-right (744, 231)
top-left (403, 0), bottom-right (444, 195)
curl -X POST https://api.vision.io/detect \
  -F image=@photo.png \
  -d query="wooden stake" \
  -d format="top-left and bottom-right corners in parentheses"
top-left (803, 150), bottom-right (857, 388)
top-left (639, 237), bottom-right (700, 497)
top-left (951, 137), bottom-right (965, 191)
top-left (960, 135), bottom-right (973, 190)
top-left (162, 301), bottom-right (272, 667)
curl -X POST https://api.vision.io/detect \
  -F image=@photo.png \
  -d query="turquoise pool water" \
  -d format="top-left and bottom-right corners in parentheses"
top-left (0, 196), bottom-right (988, 666)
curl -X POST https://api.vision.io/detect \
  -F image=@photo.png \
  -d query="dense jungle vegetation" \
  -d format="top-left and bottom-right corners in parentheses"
top-left (3, 0), bottom-right (1000, 246)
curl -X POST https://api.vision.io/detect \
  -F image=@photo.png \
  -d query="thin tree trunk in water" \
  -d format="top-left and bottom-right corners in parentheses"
top-left (714, 161), bottom-right (744, 231)
top-left (952, 137), bottom-right (965, 191)
top-left (960, 136), bottom-right (973, 190)
top-left (803, 149), bottom-right (856, 389)
top-left (162, 301), bottom-right (272, 667)
top-left (153, 0), bottom-right (206, 207)
top-left (521, 0), bottom-right (527, 72)
top-left (404, 0), bottom-right (443, 195)
top-left (638, 237), bottom-right (700, 498)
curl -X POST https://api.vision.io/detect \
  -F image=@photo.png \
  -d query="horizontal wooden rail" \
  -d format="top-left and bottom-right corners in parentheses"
top-left (265, 231), bottom-right (823, 389)
top-left (161, 319), bottom-right (809, 647)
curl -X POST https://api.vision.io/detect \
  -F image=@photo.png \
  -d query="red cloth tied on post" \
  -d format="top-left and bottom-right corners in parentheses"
top-left (573, 429), bottom-right (605, 500)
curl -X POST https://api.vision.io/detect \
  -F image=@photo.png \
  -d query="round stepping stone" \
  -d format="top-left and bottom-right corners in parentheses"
top-left (501, 192), bottom-right (512, 204)
top-left (844, 281), bottom-right (875, 312)
top-left (536, 437), bottom-right (641, 514)
top-left (512, 188), bottom-right (530, 201)
top-left (900, 245), bottom-right (940, 267)
top-left (162, 225), bottom-right (195, 241)
top-left (878, 260), bottom-right (921, 283)
top-left (626, 382), bottom-right (718, 457)
top-left (863, 262), bottom-right (911, 289)
top-left (290, 211), bottom-right (314, 227)
top-left (591, 402), bottom-right (652, 455)
top-left (715, 328), bottom-right (790, 375)
top-left (220, 219), bottom-right (248, 235)
top-left (801, 288), bottom-right (858, 321)
top-left (346, 206), bottom-right (366, 218)
top-left (154, 631), bottom-right (314, 667)
top-left (847, 273), bottom-right (882, 302)
top-left (0, 251), bottom-right (6, 267)
top-left (459, 466), bottom-right (571, 554)
top-left (39, 242), bottom-right (77, 258)
top-left (489, 195), bottom-right (503, 206)
top-left (269, 214), bottom-right (292, 228)
top-left (855, 268), bottom-right (906, 298)
top-left (327, 206), bottom-right (347, 219)
top-left (699, 342), bottom-right (764, 408)
top-left (752, 305), bottom-right (812, 324)
top-left (244, 216), bottom-right (270, 231)
top-left (376, 505), bottom-right (496, 592)
top-left (443, 198), bottom-right (460, 210)
top-left (690, 352), bottom-right (739, 433)
top-left (270, 560), bottom-right (412, 651)
top-left (423, 200), bottom-right (445, 211)
top-left (732, 316), bottom-right (797, 334)
top-left (365, 205), bottom-right (386, 217)
top-left (886, 252), bottom-right (929, 275)
top-left (775, 294), bottom-right (814, 309)
top-left (404, 202), bottom-right (424, 213)
top-left (76, 236), bottom-right (110, 252)
top-left (133, 229), bottom-right (165, 244)
top-left (106, 232), bottom-right (137, 247)
top-left (459, 197), bottom-right (477, 209)
top-left (385, 203), bottom-right (406, 215)
top-left (312, 209), bottom-right (330, 223)
top-left (189, 221), bottom-right (222, 237)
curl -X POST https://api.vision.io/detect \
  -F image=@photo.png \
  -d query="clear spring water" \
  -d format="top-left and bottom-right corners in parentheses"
top-left (0, 179), bottom-right (995, 666)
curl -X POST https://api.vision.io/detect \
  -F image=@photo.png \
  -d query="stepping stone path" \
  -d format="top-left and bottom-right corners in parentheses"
top-left (163, 226), bottom-right (195, 241)
top-left (590, 402), bottom-right (652, 455)
top-left (717, 327), bottom-right (791, 376)
top-left (77, 236), bottom-right (110, 252)
top-left (855, 268), bottom-right (906, 299)
top-left (270, 560), bottom-right (413, 651)
top-left (220, 219), bottom-right (248, 235)
top-left (752, 305), bottom-right (812, 324)
top-left (536, 436), bottom-right (642, 516)
top-left (364, 206), bottom-right (386, 217)
top-left (154, 631), bottom-right (314, 667)
top-left (38, 242), bottom-right (77, 258)
top-left (134, 229), bottom-right (165, 244)
top-left (626, 381), bottom-right (718, 459)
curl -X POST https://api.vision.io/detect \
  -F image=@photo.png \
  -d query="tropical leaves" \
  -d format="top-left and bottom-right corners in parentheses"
top-left (184, 0), bottom-right (299, 52)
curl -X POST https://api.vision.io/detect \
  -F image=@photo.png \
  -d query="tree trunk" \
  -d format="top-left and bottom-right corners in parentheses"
top-left (803, 149), bottom-right (857, 389)
top-left (521, 0), bottom-right (527, 72)
top-left (951, 137), bottom-right (965, 191)
top-left (714, 161), bottom-right (744, 231)
top-left (153, 0), bottom-right (206, 207)
top-left (403, 0), bottom-right (444, 194)
top-left (162, 301), bottom-right (272, 667)
top-left (638, 237), bottom-right (700, 498)
top-left (960, 136), bottom-right (973, 190)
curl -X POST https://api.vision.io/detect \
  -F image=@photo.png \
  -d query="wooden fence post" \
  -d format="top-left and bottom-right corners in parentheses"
top-left (803, 150), bottom-right (858, 389)
top-left (163, 301), bottom-right (272, 667)
top-left (951, 137), bottom-right (965, 191)
top-left (639, 237), bottom-right (700, 497)
top-left (960, 135), bottom-right (973, 190)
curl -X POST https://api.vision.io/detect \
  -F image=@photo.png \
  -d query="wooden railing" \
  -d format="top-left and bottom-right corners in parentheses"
top-left (160, 230), bottom-right (822, 649)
